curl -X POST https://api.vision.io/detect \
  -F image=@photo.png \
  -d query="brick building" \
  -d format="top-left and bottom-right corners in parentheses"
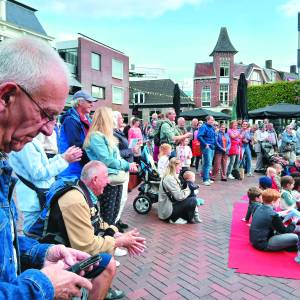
top-left (57, 34), bottom-right (129, 115)
top-left (194, 27), bottom-right (298, 115)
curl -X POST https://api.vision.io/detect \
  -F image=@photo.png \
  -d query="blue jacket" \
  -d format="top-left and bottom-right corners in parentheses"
top-left (197, 123), bottom-right (216, 150)
top-left (84, 132), bottom-right (130, 174)
top-left (8, 138), bottom-right (68, 230)
top-left (0, 155), bottom-right (54, 299)
top-left (215, 131), bottom-right (231, 154)
top-left (59, 107), bottom-right (91, 179)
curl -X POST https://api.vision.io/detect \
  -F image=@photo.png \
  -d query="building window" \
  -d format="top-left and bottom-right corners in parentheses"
top-left (112, 86), bottom-right (124, 105)
top-left (112, 59), bottom-right (124, 80)
top-left (133, 92), bottom-right (145, 104)
top-left (201, 86), bottom-right (211, 107)
top-left (91, 52), bottom-right (101, 70)
top-left (219, 84), bottom-right (229, 105)
top-left (58, 48), bottom-right (78, 75)
top-left (91, 85), bottom-right (105, 99)
top-left (220, 60), bottom-right (230, 77)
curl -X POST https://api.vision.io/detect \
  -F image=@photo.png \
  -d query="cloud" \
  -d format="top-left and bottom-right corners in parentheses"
top-left (33, 0), bottom-right (204, 18)
top-left (279, 0), bottom-right (300, 17)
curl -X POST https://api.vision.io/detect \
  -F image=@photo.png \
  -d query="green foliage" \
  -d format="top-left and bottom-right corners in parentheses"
top-left (248, 80), bottom-right (300, 110)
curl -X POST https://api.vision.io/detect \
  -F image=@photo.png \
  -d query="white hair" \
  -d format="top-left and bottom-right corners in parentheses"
top-left (0, 36), bottom-right (70, 93)
top-left (112, 110), bottom-right (121, 129)
top-left (81, 160), bottom-right (107, 182)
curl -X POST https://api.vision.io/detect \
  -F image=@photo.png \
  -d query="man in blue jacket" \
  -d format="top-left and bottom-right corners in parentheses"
top-left (0, 36), bottom-right (101, 299)
top-left (59, 90), bottom-right (97, 179)
top-left (197, 115), bottom-right (216, 186)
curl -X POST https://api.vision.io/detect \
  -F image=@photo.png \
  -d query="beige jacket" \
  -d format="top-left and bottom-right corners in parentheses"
top-left (58, 189), bottom-right (117, 255)
top-left (158, 175), bottom-right (190, 220)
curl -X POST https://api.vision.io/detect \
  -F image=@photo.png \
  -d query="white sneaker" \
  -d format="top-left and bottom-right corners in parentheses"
top-left (203, 181), bottom-right (211, 186)
top-left (115, 260), bottom-right (120, 267)
top-left (209, 179), bottom-right (214, 184)
top-left (169, 218), bottom-right (187, 224)
top-left (246, 173), bottom-right (254, 177)
top-left (114, 247), bottom-right (128, 257)
top-left (228, 174), bottom-right (235, 180)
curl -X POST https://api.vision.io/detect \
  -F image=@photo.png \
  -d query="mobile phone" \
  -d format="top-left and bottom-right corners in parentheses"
top-left (67, 254), bottom-right (102, 275)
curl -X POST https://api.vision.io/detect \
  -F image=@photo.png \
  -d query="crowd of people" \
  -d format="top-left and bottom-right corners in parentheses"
top-left (1, 35), bottom-right (300, 300)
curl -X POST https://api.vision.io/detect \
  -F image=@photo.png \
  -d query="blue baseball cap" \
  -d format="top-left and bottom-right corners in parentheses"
top-left (73, 90), bottom-right (97, 102)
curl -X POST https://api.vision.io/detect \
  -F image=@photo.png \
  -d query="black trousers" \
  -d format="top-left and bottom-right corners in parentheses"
top-left (98, 184), bottom-right (123, 225)
top-left (170, 196), bottom-right (197, 222)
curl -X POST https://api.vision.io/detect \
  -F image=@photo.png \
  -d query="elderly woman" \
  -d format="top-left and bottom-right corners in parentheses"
top-left (280, 125), bottom-right (297, 164)
top-left (84, 107), bottom-right (137, 226)
top-left (158, 158), bottom-right (197, 224)
top-left (113, 111), bottom-right (134, 232)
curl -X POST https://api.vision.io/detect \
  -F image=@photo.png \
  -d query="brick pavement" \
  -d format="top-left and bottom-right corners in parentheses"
top-left (113, 174), bottom-right (300, 300)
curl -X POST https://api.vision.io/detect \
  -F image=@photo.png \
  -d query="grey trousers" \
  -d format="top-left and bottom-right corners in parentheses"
top-left (266, 233), bottom-right (299, 251)
top-left (255, 152), bottom-right (264, 170)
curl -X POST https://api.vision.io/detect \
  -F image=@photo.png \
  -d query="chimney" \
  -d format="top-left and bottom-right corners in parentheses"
top-left (290, 65), bottom-right (297, 74)
top-left (265, 60), bottom-right (272, 69)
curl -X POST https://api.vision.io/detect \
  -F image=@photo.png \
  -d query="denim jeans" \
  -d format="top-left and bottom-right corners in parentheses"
top-left (202, 147), bottom-right (214, 181)
top-left (227, 154), bottom-right (239, 176)
top-left (241, 144), bottom-right (252, 174)
top-left (266, 233), bottom-right (299, 251)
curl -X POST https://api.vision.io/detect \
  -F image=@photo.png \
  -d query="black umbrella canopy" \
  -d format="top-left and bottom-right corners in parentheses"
top-left (180, 108), bottom-right (231, 120)
top-left (249, 103), bottom-right (300, 118)
top-left (236, 73), bottom-right (248, 120)
top-left (173, 83), bottom-right (181, 121)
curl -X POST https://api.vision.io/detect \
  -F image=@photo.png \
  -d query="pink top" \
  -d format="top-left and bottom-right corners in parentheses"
top-left (128, 127), bottom-right (143, 144)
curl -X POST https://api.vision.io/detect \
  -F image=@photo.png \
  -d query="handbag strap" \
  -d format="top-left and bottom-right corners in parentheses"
top-left (15, 173), bottom-right (48, 194)
top-left (162, 178), bottom-right (177, 203)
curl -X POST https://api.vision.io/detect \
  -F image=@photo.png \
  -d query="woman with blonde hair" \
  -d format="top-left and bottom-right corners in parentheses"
top-left (84, 107), bottom-right (137, 226)
top-left (158, 157), bottom-right (197, 224)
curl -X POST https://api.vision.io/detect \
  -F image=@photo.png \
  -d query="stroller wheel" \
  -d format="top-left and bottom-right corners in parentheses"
top-left (133, 195), bottom-right (152, 214)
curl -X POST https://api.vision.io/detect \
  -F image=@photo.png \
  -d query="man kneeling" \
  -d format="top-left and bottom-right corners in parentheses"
top-left (35, 160), bottom-right (146, 299)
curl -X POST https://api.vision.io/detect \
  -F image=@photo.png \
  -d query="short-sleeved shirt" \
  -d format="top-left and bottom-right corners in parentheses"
top-left (160, 120), bottom-right (181, 146)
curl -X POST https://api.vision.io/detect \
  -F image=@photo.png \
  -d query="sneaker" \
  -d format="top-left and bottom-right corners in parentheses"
top-left (115, 260), bottom-right (120, 267)
top-left (295, 256), bottom-right (300, 264)
top-left (169, 218), bottom-right (187, 224)
top-left (209, 179), bottom-right (214, 183)
top-left (203, 181), bottom-right (211, 186)
top-left (228, 174), bottom-right (235, 180)
top-left (246, 173), bottom-right (254, 177)
top-left (114, 247), bottom-right (128, 257)
top-left (105, 288), bottom-right (125, 300)
top-left (221, 178), bottom-right (227, 182)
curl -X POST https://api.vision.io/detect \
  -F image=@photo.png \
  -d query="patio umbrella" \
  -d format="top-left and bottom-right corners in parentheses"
top-left (236, 73), bottom-right (248, 120)
top-left (173, 83), bottom-right (181, 121)
top-left (180, 108), bottom-right (230, 120)
top-left (249, 103), bottom-right (300, 118)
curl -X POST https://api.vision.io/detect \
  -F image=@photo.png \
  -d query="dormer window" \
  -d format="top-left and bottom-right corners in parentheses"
top-left (133, 92), bottom-right (145, 104)
top-left (220, 60), bottom-right (229, 77)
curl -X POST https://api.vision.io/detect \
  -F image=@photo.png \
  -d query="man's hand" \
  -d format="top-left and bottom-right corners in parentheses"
top-left (44, 245), bottom-right (90, 269)
top-left (185, 132), bottom-right (192, 138)
top-left (63, 146), bottom-right (83, 163)
top-left (41, 260), bottom-right (92, 300)
top-left (205, 144), bottom-right (210, 149)
top-left (115, 229), bottom-right (146, 256)
top-left (129, 162), bottom-right (138, 173)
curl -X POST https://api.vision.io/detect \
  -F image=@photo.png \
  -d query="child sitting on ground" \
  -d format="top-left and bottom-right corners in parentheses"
top-left (176, 138), bottom-right (192, 170)
top-left (182, 170), bottom-right (202, 223)
top-left (259, 176), bottom-right (272, 190)
top-left (250, 189), bottom-right (300, 262)
top-left (266, 167), bottom-right (280, 191)
top-left (157, 143), bottom-right (172, 177)
top-left (281, 176), bottom-right (297, 210)
top-left (242, 187), bottom-right (262, 223)
top-left (289, 156), bottom-right (300, 176)
top-left (292, 177), bottom-right (300, 208)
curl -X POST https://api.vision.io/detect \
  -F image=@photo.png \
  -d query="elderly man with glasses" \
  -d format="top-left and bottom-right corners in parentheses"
top-left (0, 37), bottom-right (108, 299)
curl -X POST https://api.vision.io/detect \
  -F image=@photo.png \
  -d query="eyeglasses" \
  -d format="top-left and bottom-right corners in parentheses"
top-left (17, 84), bottom-right (57, 123)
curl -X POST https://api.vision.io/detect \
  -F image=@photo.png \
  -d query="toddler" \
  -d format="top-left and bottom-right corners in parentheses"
top-left (266, 167), bottom-right (280, 191)
top-left (182, 171), bottom-right (202, 223)
top-left (176, 138), bottom-right (192, 169)
top-left (242, 187), bottom-right (262, 222)
top-left (157, 143), bottom-right (172, 177)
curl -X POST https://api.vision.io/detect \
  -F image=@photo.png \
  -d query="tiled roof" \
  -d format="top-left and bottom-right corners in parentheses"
top-left (233, 63), bottom-right (248, 77)
top-left (129, 79), bottom-right (194, 106)
top-left (6, 0), bottom-right (47, 36)
top-left (210, 27), bottom-right (237, 56)
top-left (194, 63), bottom-right (215, 77)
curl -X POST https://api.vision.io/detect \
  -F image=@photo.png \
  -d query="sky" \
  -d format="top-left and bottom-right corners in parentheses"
top-left (24, 0), bottom-right (300, 89)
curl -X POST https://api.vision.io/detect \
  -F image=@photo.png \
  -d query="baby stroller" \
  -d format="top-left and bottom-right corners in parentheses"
top-left (260, 141), bottom-right (275, 169)
top-left (133, 145), bottom-right (161, 214)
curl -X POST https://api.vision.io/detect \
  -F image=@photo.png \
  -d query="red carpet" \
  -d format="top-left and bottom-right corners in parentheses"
top-left (228, 202), bottom-right (300, 279)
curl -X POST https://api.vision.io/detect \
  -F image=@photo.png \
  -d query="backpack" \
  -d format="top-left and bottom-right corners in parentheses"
top-left (24, 178), bottom-right (80, 243)
top-left (153, 121), bottom-right (165, 146)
